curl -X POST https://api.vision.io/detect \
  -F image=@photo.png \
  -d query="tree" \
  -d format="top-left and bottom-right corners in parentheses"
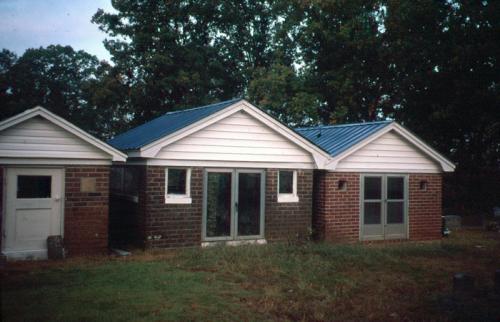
top-left (248, 63), bottom-right (320, 126)
top-left (0, 45), bottom-right (129, 139)
top-left (282, 0), bottom-right (384, 124)
top-left (380, 0), bottom-right (500, 214)
top-left (92, 0), bottom-right (279, 126)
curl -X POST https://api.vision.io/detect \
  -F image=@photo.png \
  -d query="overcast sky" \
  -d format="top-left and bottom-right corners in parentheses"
top-left (0, 0), bottom-right (116, 61)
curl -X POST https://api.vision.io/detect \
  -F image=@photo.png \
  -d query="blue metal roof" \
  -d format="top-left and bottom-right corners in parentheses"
top-left (108, 98), bottom-right (243, 150)
top-left (295, 121), bottom-right (393, 157)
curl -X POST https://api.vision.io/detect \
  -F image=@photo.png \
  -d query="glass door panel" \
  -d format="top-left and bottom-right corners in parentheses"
top-left (205, 172), bottom-right (232, 238)
top-left (362, 176), bottom-right (384, 239)
top-left (385, 176), bottom-right (406, 238)
top-left (237, 172), bottom-right (262, 237)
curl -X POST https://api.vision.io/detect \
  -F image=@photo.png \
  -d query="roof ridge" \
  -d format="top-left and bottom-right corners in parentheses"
top-left (296, 120), bottom-right (393, 131)
top-left (165, 98), bottom-right (243, 115)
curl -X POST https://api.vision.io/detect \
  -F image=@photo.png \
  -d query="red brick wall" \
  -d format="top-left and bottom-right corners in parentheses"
top-left (409, 174), bottom-right (442, 240)
top-left (126, 167), bottom-right (314, 248)
top-left (265, 169), bottom-right (313, 241)
top-left (313, 172), bottom-right (443, 242)
top-left (64, 166), bottom-right (110, 255)
top-left (143, 166), bottom-right (203, 248)
top-left (313, 171), bottom-right (360, 242)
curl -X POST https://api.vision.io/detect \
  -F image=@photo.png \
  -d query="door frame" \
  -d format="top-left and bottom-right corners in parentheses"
top-left (359, 173), bottom-right (409, 241)
top-left (1, 166), bottom-right (65, 258)
top-left (202, 168), bottom-right (265, 242)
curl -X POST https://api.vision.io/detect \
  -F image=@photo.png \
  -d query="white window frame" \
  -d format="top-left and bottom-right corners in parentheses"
top-left (277, 170), bottom-right (299, 203)
top-left (165, 168), bottom-right (192, 204)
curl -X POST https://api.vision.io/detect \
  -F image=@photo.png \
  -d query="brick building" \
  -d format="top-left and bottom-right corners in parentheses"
top-left (108, 99), bottom-right (454, 248)
top-left (108, 99), bottom-right (328, 247)
top-left (0, 107), bottom-right (126, 259)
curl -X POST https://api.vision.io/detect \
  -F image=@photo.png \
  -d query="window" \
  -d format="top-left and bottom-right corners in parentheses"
top-left (165, 168), bottom-right (191, 204)
top-left (110, 167), bottom-right (139, 202)
top-left (277, 170), bottom-right (298, 202)
top-left (17, 175), bottom-right (51, 198)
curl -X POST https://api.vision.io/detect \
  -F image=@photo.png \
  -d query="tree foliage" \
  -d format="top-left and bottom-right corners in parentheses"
top-left (0, 45), bottom-right (129, 139)
top-left (91, 0), bottom-right (279, 125)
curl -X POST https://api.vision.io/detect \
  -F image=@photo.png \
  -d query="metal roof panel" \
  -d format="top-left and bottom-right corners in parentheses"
top-left (295, 121), bottom-right (392, 157)
top-left (108, 98), bottom-right (243, 150)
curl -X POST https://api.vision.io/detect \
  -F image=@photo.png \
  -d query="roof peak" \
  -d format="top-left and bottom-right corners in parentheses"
top-left (165, 98), bottom-right (243, 116)
top-left (297, 120), bottom-right (393, 131)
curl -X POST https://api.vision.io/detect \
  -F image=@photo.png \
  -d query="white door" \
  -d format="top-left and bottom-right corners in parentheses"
top-left (3, 168), bottom-right (63, 260)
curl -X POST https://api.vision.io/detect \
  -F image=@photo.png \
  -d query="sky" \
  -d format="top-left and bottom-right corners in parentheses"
top-left (0, 0), bottom-right (116, 61)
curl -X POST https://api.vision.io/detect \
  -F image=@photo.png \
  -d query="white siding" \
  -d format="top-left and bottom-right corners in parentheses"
top-left (156, 111), bottom-right (315, 167)
top-left (0, 116), bottom-right (109, 160)
top-left (336, 130), bottom-right (441, 173)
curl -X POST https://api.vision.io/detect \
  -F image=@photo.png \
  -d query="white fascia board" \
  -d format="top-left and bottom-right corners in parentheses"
top-left (139, 100), bottom-right (332, 169)
top-left (0, 106), bottom-right (127, 162)
top-left (129, 158), bottom-right (316, 169)
top-left (139, 102), bottom-right (246, 157)
top-left (391, 123), bottom-right (455, 172)
top-left (238, 101), bottom-right (331, 168)
top-left (0, 158), bottom-right (112, 165)
top-left (326, 123), bottom-right (455, 172)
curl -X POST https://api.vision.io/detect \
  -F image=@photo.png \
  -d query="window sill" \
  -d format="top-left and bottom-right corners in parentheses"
top-left (165, 197), bottom-right (192, 204)
top-left (277, 195), bottom-right (299, 203)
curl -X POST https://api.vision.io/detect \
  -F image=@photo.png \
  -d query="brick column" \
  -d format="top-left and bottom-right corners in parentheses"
top-left (313, 171), bottom-right (360, 242)
top-left (265, 169), bottom-right (313, 241)
top-left (64, 166), bottom-right (110, 255)
top-left (409, 174), bottom-right (442, 240)
top-left (143, 166), bottom-right (203, 248)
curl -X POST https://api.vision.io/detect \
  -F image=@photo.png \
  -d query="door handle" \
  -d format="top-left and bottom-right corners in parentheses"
top-left (235, 202), bottom-right (238, 210)
top-left (54, 196), bottom-right (61, 202)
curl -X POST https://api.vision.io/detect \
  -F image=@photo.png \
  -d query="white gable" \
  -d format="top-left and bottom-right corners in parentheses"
top-left (335, 130), bottom-right (442, 173)
top-left (0, 107), bottom-right (126, 164)
top-left (0, 116), bottom-right (110, 160)
top-left (155, 110), bottom-right (315, 168)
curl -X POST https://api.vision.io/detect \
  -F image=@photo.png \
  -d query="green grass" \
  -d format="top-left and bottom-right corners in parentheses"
top-left (2, 229), bottom-right (500, 321)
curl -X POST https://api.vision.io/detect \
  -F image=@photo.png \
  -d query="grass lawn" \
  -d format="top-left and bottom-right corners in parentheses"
top-left (1, 229), bottom-right (499, 321)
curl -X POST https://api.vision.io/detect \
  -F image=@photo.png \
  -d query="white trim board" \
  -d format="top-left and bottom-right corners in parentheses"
top-left (127, 100), bottom-right (331, 169)
top-left (326, 123), bottom-right (455, 172)
top-left (0, 158), bottom-right (112, 166)
top-left (126, 158), bottom-right (317, 169)
top-left (0, 106), bottom-right (127, 162)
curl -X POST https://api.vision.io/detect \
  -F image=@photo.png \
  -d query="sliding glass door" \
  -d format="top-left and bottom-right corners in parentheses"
top-left (361, 174), bottom-right (408, 240)
top-left (205, 171), bottom-right (233, 239)
top-left (203, 169), bottom-right (265, 241)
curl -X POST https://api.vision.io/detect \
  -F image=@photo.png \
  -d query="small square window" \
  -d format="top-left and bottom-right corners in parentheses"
top-left (338, 180), bottom-right (347, 191)
top-left (17, 175), bottom-right (51, 198)
top-left (165, 168), bottom-right (191, 204)
top-left (420, 180), bottom-right (428, 191)
top-left (167, 169), bottom-right (187, 194)
top-left (278, 170), bottom-right (299, 203)
top-left (279, 171), bottom-right (293, 194)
